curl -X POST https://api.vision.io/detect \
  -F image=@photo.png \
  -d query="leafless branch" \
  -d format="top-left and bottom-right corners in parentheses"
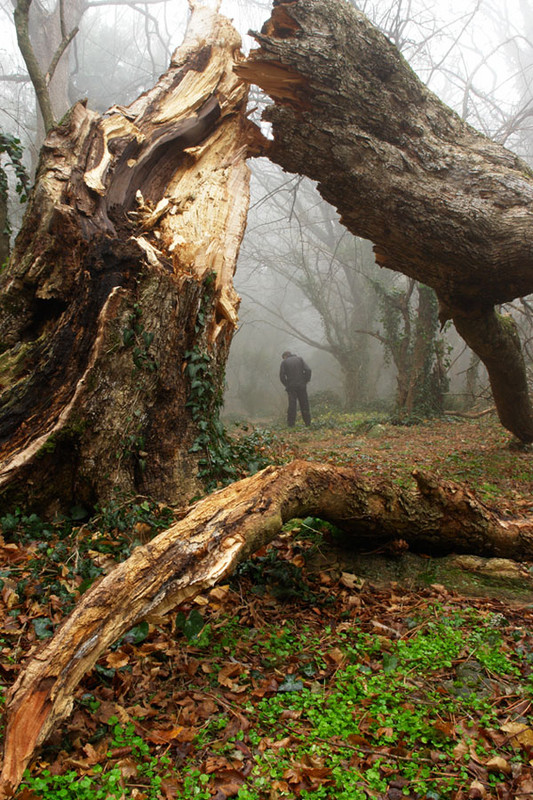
top-left (14, 0), bottom-right (55, 132)
top-left (0, 74), bottom-right (30, 83)
top-left (46, 24), bottom-right (79, 85)
top-left (86, 0), bottom-right (170, 6)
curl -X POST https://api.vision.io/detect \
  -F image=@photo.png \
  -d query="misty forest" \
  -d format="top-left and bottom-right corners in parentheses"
top-left (0, 0), bottom-right (532, 798)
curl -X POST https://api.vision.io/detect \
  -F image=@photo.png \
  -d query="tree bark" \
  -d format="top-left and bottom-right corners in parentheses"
top-left (403, 285), bottom-right (443, 416)
top-left (1, 458), bottom-right (531, 796)
top-left (14, 0), bottom-right (57, 136)
top-left (453, 309), bottom-right (533, 440)
top-left (0, 178), bottom-right (8, 269)
top-left (0, 3), bottom-right (261, 512)
top-left (236, 0), bottom-right (533, 442)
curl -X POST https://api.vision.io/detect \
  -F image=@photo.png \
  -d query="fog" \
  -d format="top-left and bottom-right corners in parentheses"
top-left (1, 0), bottom-right (532, 423)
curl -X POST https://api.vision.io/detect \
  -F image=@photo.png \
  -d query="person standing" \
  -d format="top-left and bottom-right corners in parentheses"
top-left (279, 351), bottom-right (312, 427)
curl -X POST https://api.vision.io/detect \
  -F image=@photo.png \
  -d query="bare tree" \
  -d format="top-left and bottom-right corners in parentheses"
top-left (0, 131), bottom-right (29, 265)
top-left (13, 0), bottom-right (85, 136)
top-left (5, 0), bottom-right (176, 145)
top-left (239, 169), bottom-right (381, 409)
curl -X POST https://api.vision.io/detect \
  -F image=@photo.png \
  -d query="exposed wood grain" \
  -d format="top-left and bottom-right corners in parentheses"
top-left (0, 2), bottom-right (263, 510)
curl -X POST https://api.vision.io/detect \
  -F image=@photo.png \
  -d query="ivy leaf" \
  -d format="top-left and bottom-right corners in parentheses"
top-left (122, 328), bottom-right (135, 347)
top-left (277, 674), bottom-right (304, 693)
top-left (1, 513), bottom-right (19, 533)
top-left (70, 504), bottom-right (89, 522)
top-left (33, 617), bottom-right (54, 639)
top-left (123, 620), bottom-right (149, 645)
top-left (382, 653), bottom-right (399, 674)
top-left (176, 608), bottom-right (205, 642)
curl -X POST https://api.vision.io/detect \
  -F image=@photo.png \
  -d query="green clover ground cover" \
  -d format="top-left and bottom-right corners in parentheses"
top-left (1, 414), bottom-right (531, 800)
top-left (14, 546), bottom-right (533, 800)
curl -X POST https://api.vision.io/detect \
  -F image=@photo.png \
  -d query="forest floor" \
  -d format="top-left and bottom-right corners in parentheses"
top-left (1, 413), bottom-right (532, 800)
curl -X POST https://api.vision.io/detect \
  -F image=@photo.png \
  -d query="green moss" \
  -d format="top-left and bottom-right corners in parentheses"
top-left (64, 418), bottom-right (88, 437)
top-left (0, 341), bottom-right (33, 382)
top-left (496, 312), bottom-right (521, 346)
top-left (36, 434), bottom-right (58, 457)
top-left (36, 423), bottom-right (86, 459)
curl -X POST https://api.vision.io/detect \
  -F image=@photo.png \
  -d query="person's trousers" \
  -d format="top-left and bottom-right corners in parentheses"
top-left (287, 385), bottom-right (311, 427)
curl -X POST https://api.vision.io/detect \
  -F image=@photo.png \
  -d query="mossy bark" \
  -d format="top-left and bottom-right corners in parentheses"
top-left (0, 4), bottom-right (261, 512)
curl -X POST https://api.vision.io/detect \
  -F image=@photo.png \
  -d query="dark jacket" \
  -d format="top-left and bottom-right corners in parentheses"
top-left (280, 354), bottom-right (312, 388)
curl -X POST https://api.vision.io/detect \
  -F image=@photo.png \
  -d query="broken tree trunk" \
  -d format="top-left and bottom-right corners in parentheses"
top-left (0, 2), bottom-right (260, 513)
top-left (1, 459), bottom-right (532, 795)
top-left (236, 0), bottom-right (533, 442)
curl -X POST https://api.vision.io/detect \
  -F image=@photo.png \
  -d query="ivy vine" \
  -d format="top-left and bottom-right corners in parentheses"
top-left (185, 274), bottom-right (272, 490)
top-left (185, 274), bottom-right (231, 489)
top-left (0, 132), bottom-right (30, 238)
top-left (374, 280), bottom-right (450, 418)
top-left (122, 303), bottom-right (157, 372)
top-left (118, 302), bottom-right (157, 474)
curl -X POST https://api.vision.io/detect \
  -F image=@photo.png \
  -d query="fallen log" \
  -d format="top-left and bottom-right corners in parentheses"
top-left (1, 459), bottom-right (532, 795)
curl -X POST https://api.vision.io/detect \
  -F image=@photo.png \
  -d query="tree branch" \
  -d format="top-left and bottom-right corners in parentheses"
top-left (86, 0), bottom-right (170, 6)
top-left (46, 24), bottom-right (79, 85)
top-left (0, 73), bottom-right (30, 83)
top-left (14, 0), bottom-right (55, 133)
top-left (453, 309), bottom-right (533, 442)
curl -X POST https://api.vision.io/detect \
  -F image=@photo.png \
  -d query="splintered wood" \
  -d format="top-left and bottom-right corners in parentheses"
top-left (0, 1), bottom-right (265, 510)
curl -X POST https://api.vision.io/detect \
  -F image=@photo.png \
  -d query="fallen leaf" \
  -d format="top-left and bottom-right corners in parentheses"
top-left (0, 544), bottom-right (27, 563)
top-left (13, 790), bottom-right (40, 800)
top-left (133, 521), bottom-right (152, 540)
top-left (193, 595), bottom-right (209, 606)
top-left (209, 585), bottom-right (230, 602)
top-left (117, 757), bottom-right (139, 779)
top-left (82, 742), bottom-right (101, 765)
top-left (453, 741), bottom-right (469, 760)
top-left (325, 647), bottom-right (345, 665)
top-left (217, 663), bottom-right (245, 689)
top-left (518, 777), bottom-right (533, 794)
top-left (501, 721), bottom-right (533, 749)
top-left (96, 700), bottom-right (130, 725)
top-left (485, 755), bottom-right (512, 775)
top-left (340, 572), bottom-right (365, 590)
top-left (468, 779), bottom-right (487, 798)
top-left (2, 584), bottom-right (19, 609)
top-left (146, 726), bottom-right (184, 744)
top-left (106, 651), bottom-right (129, 669)
top-left (433, 719), bottom-right (456, 739)
top-left (160, 776), bottom-right (181, 799)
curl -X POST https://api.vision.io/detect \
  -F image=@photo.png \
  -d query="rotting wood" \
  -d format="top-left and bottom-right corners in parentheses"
top-left (0, 1), bottom-right (266, 512)
top-left (1, 459), bottom-right (532, 795)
